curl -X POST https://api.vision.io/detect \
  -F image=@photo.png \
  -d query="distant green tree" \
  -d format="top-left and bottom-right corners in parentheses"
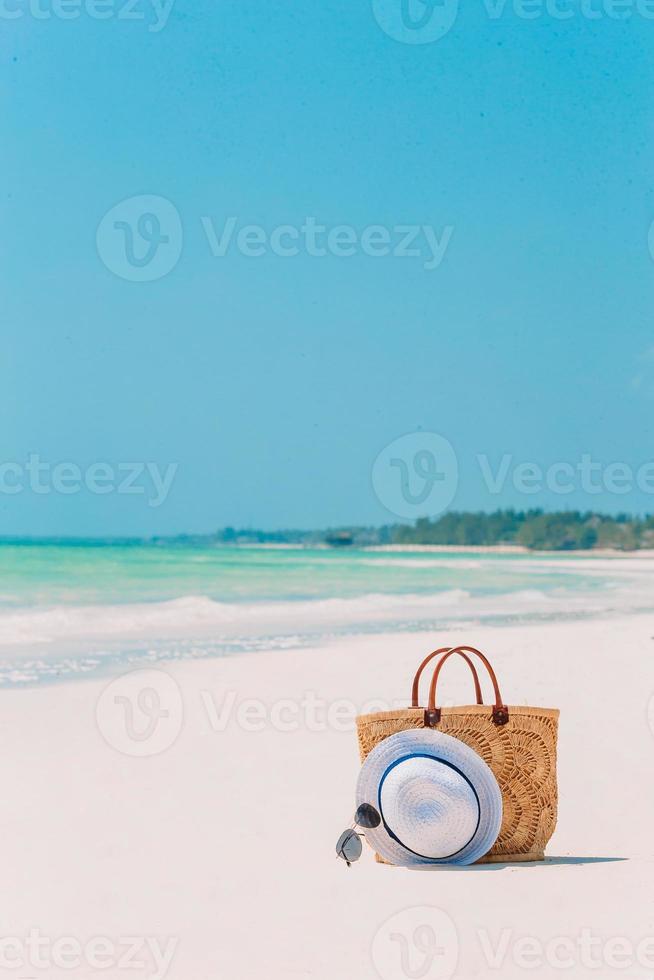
top-left (515, 513), bottom-right (597, 550)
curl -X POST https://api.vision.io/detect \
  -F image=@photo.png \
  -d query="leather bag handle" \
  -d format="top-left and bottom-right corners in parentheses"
top-left (411, 646), bottom-right (483, 708)
top-left (425, 645), bottom-right (509, 728)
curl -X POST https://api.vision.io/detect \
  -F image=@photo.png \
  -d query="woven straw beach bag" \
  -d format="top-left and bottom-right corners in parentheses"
top-left (355, 645), bottom-right (559, 864)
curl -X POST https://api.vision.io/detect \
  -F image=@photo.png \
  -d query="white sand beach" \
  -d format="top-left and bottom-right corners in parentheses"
top-left (4, 614), bottom-right (654, 980)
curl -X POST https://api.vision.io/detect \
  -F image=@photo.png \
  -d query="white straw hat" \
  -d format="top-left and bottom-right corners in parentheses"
top-left (356, 728), bottom-right (502, 866)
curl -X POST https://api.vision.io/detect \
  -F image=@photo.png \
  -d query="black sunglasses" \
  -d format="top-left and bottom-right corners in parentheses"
top-left (335, 803), bottom-right (381, 866)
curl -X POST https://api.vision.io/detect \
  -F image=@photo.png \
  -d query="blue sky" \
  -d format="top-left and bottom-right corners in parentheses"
top-left (3, 0), bottom-right (654, 535)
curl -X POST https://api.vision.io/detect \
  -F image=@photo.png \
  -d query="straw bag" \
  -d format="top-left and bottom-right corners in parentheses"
top-left (355, 645), bottom-right (559, 863)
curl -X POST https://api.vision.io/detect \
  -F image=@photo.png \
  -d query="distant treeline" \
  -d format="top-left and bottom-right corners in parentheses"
top-left (391, 510), bottom-right (654, 550)
top-left (4, 510), bottom-right (653, 551)
top-left (205, 510), bottom-right (654, 551)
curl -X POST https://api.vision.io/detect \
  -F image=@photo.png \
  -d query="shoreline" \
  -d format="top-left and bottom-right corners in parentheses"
top-left (364, 544), bottom-right (654, 557)
top-left (198, 542), bottom-right (654, 557)
top-left (365, 544), bottom-right (528, 553)
top-left (3, 537), bottom-right (654, 558)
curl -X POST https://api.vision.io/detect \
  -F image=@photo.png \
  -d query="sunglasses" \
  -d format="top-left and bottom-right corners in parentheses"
top-left (335, 803), bottom-right (381, 866)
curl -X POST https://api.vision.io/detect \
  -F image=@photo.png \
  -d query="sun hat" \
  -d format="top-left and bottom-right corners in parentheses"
top-left (356, 728), bottom-right (502, 866)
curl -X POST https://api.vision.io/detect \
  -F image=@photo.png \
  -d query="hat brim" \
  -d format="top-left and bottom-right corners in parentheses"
top-left (356, 728), bottom-right (502, 866)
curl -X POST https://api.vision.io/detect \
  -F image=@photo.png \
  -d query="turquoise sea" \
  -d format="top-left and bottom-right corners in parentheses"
top-left (0, 543), bottom-right (652, 686)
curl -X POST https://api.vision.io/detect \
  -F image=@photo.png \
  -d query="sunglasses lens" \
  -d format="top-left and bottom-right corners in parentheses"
top-left (355, 803), bottom-right (381, 829)
top-left (336, 830), bottom-right (362, 864)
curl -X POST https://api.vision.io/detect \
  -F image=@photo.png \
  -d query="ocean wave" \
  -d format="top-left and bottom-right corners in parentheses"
top-left (0, 583), bottom-right (645, 651)
top-left (0, 591), bottom-right (471, 646)
top-left (0, 577), bottom-right (651, 686)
